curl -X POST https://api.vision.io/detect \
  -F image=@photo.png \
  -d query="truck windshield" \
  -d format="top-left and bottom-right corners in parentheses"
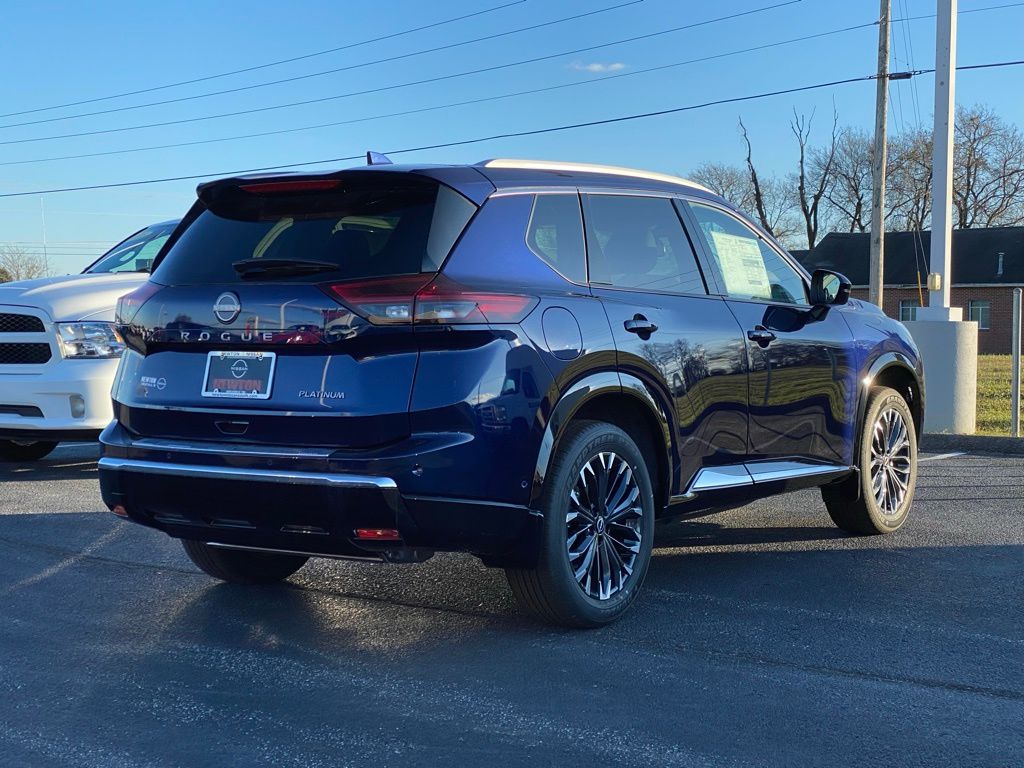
top-left (86, 222), bottom-right (178, 274)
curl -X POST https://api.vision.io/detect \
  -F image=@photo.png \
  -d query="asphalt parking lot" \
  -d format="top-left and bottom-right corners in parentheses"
top-left (1, 445), bottom-right (1022, 767)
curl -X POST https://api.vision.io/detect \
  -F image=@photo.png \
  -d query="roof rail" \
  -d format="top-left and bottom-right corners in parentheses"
top-left (478, 158), bottom-right (712, 194)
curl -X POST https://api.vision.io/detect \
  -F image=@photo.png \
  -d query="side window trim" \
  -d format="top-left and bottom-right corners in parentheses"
top-left (580, 191), bottom-right (710, 298)
top-left (679, 197), bottom-right (810, 306)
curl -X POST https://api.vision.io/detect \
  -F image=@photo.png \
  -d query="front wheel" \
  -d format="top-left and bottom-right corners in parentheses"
top-left (822, 386), bottom-right (918, 534)
top-left (505, 421), bottom-right (655, 628)
top-left (181, 540), bottom-right (308, 584)
top-left (0, 440), bottom-right (58, 462)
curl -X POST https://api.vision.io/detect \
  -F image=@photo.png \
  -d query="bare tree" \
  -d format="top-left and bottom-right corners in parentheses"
top-left (791, 109), bottom-right (838, 250)
top-left (0, 246), bottom-right (50, 281)
top-left (0, 266), bottom-right (11, 284)
top-left (953, 104), bottom-right (1024, 228)
top-left (820, 128), bottom-right (872, 233)
top-left (690, 162), bottom-right (754, 210)
top-left (738, 117), bottom-right (778, 237)
top-left (886, 128), bottom-right (933, 231)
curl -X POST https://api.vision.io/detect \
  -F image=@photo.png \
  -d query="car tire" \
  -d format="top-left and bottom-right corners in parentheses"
top-left (181, 540), bottom-right (309, 584)
top-left (0, 440), bottom-right (58, 462)
top-left (505, 420), bottom-right (655, 628)
top-left (822, 386), bottom-right (918, 535)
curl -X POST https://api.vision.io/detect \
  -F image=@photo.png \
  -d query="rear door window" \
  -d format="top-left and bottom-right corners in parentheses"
top-left (152, 178), bottom-right (476, 285)
top-left (583, 194), bottom-right (706, 295)
top-left (525, 193), bottom-right (586, 284)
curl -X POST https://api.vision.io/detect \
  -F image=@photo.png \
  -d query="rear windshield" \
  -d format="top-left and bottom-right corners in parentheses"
top-left (152, 179), bottom-right (476, 285)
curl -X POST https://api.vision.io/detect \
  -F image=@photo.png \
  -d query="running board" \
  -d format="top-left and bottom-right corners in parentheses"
top-left (678, 460), bottom-right (853, 499)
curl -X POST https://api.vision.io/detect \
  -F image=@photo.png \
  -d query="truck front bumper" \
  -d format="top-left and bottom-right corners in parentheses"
top-left (0, 357), bottom-right (119, 441)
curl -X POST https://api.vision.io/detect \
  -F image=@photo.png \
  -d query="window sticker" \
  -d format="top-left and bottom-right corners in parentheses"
top-left (709, 231), bottom-right (771, 298)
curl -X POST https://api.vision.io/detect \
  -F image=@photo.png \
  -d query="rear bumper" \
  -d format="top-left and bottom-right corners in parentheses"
top-left (98, 425), bottom-right (541, 563)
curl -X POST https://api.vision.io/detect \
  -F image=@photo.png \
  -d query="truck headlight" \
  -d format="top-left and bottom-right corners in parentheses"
top-left (56, 322), bottom-right (126, 359)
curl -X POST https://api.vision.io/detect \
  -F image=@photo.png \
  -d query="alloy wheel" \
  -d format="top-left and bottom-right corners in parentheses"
top-left (869, 407), bottom-right (913, 517)
top-left (565, 451), bottom-right (644, 600)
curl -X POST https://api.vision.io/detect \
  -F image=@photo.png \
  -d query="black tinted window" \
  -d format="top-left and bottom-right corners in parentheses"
top-left (525, 194), bottom-right (586, 283)
top-left (584, 195), bottom-right (705, 294)
top-left (152, 180), bottom-right (475, 285)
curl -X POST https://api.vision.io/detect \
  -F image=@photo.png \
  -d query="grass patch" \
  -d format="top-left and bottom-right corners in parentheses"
top-left (977, 354), bottom-right (1022, 435)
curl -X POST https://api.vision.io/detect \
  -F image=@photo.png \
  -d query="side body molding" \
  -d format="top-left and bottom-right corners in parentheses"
top-left (531, 371), bottom-right (674, 510)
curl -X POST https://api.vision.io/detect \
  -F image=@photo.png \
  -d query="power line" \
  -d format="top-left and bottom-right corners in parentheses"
top-left (2, 57), bottom-right (1021, 200)
top-left (0, 75), bottom-right (877, 199)
top-left (0, 20), bottom-right (881, 168)
top-left (0, 0), bottom-right (527, 120)
top-left (0, 0), bottom-right (650, 131)
top-left (0, 0), bottom-right (801, 144)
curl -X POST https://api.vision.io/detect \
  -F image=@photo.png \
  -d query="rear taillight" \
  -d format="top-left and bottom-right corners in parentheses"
top-left (324, 275), bottom-right (537, 326)
top-left (115, 281), bottom-right (162, 325)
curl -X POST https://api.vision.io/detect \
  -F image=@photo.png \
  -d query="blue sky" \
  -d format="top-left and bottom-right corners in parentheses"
top-left (1, 0), bottom-right (1022, 273)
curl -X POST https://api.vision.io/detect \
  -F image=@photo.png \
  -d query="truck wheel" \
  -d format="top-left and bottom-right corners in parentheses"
top-left (822, 386), bottom-right (918, 534)
top-left (181, 540), bottom-right (308, 584)
top-left (0, 440), bottom-right (58, 462)
top-left (505, 421), bottom-right (655, 628)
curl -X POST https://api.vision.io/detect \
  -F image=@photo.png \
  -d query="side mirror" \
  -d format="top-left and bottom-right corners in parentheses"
top-left (810, 269), bottom-right (851, 307)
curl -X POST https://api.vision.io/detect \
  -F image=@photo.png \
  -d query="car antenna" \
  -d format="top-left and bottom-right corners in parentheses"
top-left (366, 151), bottom-right (393, 166)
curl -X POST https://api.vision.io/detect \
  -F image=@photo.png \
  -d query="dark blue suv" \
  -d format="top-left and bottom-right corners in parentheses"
top-left (98, 159), bottom-right (924, 627)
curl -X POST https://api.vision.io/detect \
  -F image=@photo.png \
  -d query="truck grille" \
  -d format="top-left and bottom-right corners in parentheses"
top-left (0, 343), bottom-right (52, 365)
top-left (0, 313), bottom-right (45, 333)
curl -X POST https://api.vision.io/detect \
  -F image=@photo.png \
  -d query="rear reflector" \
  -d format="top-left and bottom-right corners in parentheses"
top-left (239, 179), bottom-right (341, 194)
top-left (355, 528), bottom-right (402, 541)
top-left (323, 275), bottom-right (537, 326)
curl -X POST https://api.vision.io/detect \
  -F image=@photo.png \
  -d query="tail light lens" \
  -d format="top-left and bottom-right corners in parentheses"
top-left (324, 275), bottom-right (537, 326)
top-left (115, 281), bottom-right (162, 325)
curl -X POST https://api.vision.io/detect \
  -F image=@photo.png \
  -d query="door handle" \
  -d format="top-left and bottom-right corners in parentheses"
top-left (624, 315), bottom-right (658, 337)
top-left (747, 327), bottom-right (776, 347)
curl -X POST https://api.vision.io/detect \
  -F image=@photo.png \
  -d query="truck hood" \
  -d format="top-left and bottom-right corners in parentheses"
top-left (0, 273), bottom-right (148, 322)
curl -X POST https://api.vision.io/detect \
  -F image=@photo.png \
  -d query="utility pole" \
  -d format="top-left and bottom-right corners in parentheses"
top-left (868, 0), bottom-right (890, 309)
top-left (925, 0), bottom-right (957, 316)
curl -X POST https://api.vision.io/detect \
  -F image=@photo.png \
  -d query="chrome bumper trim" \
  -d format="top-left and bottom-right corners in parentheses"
top-left (98, 457), bottom-right (397, 490)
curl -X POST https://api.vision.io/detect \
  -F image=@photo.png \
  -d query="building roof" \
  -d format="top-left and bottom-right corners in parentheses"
top-left (792, 228), bottom-right (1024, 286)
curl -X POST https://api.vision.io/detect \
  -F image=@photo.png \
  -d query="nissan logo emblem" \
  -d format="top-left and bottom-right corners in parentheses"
top-left (213, 292), bottom-right (241, 324)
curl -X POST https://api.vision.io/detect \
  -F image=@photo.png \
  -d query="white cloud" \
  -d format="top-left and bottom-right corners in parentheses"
top-left (568, 61), bottom-right (627, 73)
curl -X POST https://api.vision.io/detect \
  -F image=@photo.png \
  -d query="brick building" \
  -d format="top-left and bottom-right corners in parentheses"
top-left (793, 227), bottom-right (1024, 354)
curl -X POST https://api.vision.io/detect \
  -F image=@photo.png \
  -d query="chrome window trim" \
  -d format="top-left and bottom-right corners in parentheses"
top-left (98, 457), bottom-right (397, 489)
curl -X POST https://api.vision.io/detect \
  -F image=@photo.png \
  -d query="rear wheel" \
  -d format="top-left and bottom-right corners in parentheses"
top-left (181, 540), bottom-right (308, 584)
top-left (505, 421), bottom-right (655, 628)
top-left (822, 386), bottom-right (917, 534)
top-left (0, 440), bottom-right (58, 462)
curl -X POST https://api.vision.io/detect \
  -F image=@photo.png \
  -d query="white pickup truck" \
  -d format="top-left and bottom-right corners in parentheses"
top-left (0, 220), bottom-right (178, 461)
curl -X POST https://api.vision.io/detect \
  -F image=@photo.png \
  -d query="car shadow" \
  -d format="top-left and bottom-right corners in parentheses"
top-left (0, 456), bottom-right (99, 482)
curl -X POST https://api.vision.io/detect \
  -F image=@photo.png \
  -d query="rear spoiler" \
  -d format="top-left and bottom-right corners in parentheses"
top-left (196, 166), bottom-right (495, 213)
